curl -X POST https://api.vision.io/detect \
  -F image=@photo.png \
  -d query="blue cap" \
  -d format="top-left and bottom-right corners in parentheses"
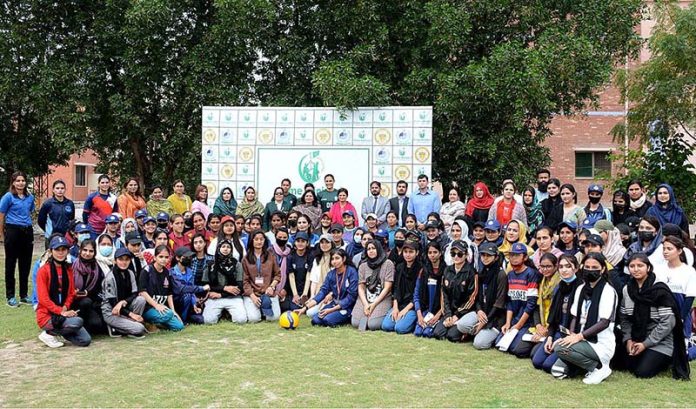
top-left (295, 231), bottom-right (309, 241)
top-left (588, 184), bottom-right (604, 194)
top-left (135, 209), bottom-right (148, 218)
top-left (75, 223), bottom-right (90, 233)
top-left (105, 214), bottom-right (120, 224)
top-left (473, 221), bottom-right (486, 228)
top-left (342, 210), bottom-right (355, 218)
top-left (260, 295), bottom-right (274, 317)
top-left (510, 242), bottom-right (528, 255)
top-left (143, 216), bottom-right (156, 225)
top-left (558, 221), bottom-right (577, 232)
top-left (156, 212), bottom-right (169, 221)
top-left (114, 247), bottom-right (133, 259)
top-left (49, 236), bottom-right (69, 249)
top-left (374, 229), bottom-right (388, 239)
top-left (484, 220), bottom-right (501, 231)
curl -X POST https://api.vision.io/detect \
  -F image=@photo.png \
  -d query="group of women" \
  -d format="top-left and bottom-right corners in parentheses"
top-left (2, 170), bottom-right (694, 384)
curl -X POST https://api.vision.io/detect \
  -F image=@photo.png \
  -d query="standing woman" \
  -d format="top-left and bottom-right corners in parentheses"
top-left (547, 184), bottom-right (586, 231)
top-left (138, 245), bottom-right (185, 331)
top-left (328, 188), bottom-right (360, 227)
top-left (263, 187), bottom-right (292, 231)
top-left (214, 187), bottom-right (237, 217)
top-left (167, 180), bottom-right (192, 215)
top-left (611, 190), bottom-right (635, 226)
top-left (440, 188), bottom-right (466, 233)
top-left (646, 183), bottom-right (690, 232)
top-left (531, 226), bottom-right (563, 269)
top-left (117, 177), bottom-right (147, 220)
top-left (487, 180), bottom-right (527, 227)
top-left (37, 179), bottom-right (75, 248)
top-left (552, 253), bottom-right (618, 384)
top-left (242, 230), bottom-right (282, 322)
top-left (351, 240), bottom-right (395, 330)
top-left (82, 174), bottom-right (119, 239)
top-left (71, 239), bottom-right (106, 334)
top-left (206, 214), bottom-right (221, 237)
top-left (621, 253), bottom-right (690, 379)
top-left (191, 184), bottom-right (212, 220)
top-left (293, 189), bottom-right (323, 230)
top-left (168, 214), bottom-right (190, 251)
top-left (522, 186), bottom-right (544, 240)
top-left (465, 182), bottom-right (495, 226)
top-left (35, 236), bottom-right (91, 348)
top-left (0, 171), bottom-right (36, 307)
top-left (540, 178), bottom-right (562, 220)
top-left (414, 242), bottom-right (445, 338)
top-left (147, 185), bottom-right (174, 217)
top-left (382, 241), bottom-right (421, 334)
top-left (236, 186), bottom-right (264, 219)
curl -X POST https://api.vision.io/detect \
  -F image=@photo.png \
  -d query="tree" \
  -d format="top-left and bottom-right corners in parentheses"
top-left (612, 1), bottom-right (696, 219)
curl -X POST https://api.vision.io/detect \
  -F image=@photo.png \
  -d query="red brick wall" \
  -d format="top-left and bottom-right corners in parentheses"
top-left (40, 150), bottom-right (99, 202)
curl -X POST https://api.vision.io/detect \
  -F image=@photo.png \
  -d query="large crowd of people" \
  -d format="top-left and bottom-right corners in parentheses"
top-left (1, 169), bottom-right (694, 384)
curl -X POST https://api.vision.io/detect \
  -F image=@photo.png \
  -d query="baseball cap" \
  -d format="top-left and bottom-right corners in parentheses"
top-left (402, 241), bottom-right (419, 251)
top-left (295, 231), bottom-right (309, 242)
top-left (374, 229), bottom-right (388, 239)
top-left (143, 216), bottom-right (156, 225)
top-left (479, 242), bottom-right (499, 256)
top-left (125, 231), bottom-right (142, 245)
top-left (319, 233), bottom-right (332, 243)
top-left (582, 234), bottom-right (605, 247)
top-left (558, 221), bottom-right (578, 232)
top-left (594, 220), bottom-right (614, 233)
top-left (365, 213), bottom-right (377, 220)
top-left (588, 184), bottom-right (604, 194)
top-left (425, 221), bottom-right (439, 230)
top-left (75, 223), bottom-right (90, 233)
top-left (49, 236), bottom-right (69, 249)
top-left (135, 209), bottom-right (148, 218)
top-left (329, 224), bottom-right (344, 233)
top-left (321, 212), bottom-right (331, 219)
top-left (450, 240), bottom-right (468, 253)
top-left (510, 242), bottom-right (528, 255)
top-left (156, 212), bottom-right (169, 221)
top-left (175, 246), bottom-right (195, 258)
top-left (473, 221), bottom-right (486, 229)
top-left (342, 210), bottom-right (355, 218)
top-left (105, 214), bottom-right (120, 224)
top-left (114, 247), bottom-right (133, 259)
top-left (484, 220), bottom-right (501, 231)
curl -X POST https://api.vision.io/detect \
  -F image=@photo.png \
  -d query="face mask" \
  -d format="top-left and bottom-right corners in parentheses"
top-left (537, 181), bottom-right (548, 193)
top-left (561, 275), bottom-right (577, 284)
top-left (180, 257), bottom-right (192, 267)
top-left (78, 233), bottom-right (90, 243)
top-left (287, 220), bottom-right (297, 228)
top-left (588, 196), bottom-right (601, 204)
top-left (613, 203), bottom-right (625, 210)
top-left (638, 231), bottom-right (655, 242)
top-left (354, 236), bottom-right (362, 244)
top-left (583, 268), bottom-right (601, 282)
top-left (394, 239), bottom-right (405, 247)
top-left (158, 222), bottom-right (168, 229)
top-left (276, 239), bottom-right (288, 247)
top-left (99, 246), bottom-right (113, 257)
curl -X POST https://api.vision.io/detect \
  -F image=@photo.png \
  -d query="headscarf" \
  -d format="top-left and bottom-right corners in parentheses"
top-left (465, 182), bottom-right (495, 217)
top-left (346, 228), bottom-right (366, 259)
top-left (626, 271), bottom-right (690, 380)
top-left (603, 227), bottom-right (627, 266)
top-left (625, 225), bottom-right (663, 261)
top-left (212, 239), bottom-right (239, 284)
top-left (547, 273), bottom-right (581, 331)
top-left (119, 217), bottom-right (138, 246)
top-left (365, 239), bottom-right (387, 271)
top-left (272, 241), bottom-right (292, 293)
top-left (214, 187), bottom-right (237, 216)
top-left (522, 186), bottom-right (544, 235)
top-left (646, 183), bottom-right (686, 227)
top-left (446, 219), bottom-right (477, 264)
top-left (95, 233), bottom-right (115, 274)
top-left (72, 252), bottom-right (101, 294)
top-left (236, 198), bottom-right (264, 219)
top-left (498, 219), bottom-right (530, 257)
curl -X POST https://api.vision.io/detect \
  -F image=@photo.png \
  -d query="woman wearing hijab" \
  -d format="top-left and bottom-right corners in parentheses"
top-left (532, 254), bottom-right (582, 372)
top-left (293, 189), bottom-right (323, 230)
top-left (381, 241), bottom-right (420, 334)
top-left (624, 216), bottom-right (664, 271)
top-left (611, 190), bottom-right (635, 226)
top-left (646, 183), bottom-right (689, 232)
top-left (620, 253), bottom-right (690, 379)
top-left (96, 233), bottom-right (116, 277)
top-left (522, 186), bottom-right (544, 241)
top-left (552, 253), bottom-right (618, 384)
top-left (346, 228), bottom-right (366, 260)
top-left (351, 240), bottom-right (395, 330)
top-left (117, 177), bottom-right (147, 220)
top-left (214, 187), bottom-right (238, 217)
top-left (263, 187), bottom-right (292, 231)
top-left (555, 221), bottom-right (581, 257)
top-left (440, 188), bottom-right (466, 233)
top-left (593, 220), bottom-right (627, 268)
top-left (71, 239), bottom-right (106, 334)
top-left (465, 182), bottom-right (495, 225)
top-left (414, 242), bottom-right (445, 337)
top-left (487, 180), bottom-right (527, 227)
top-left (497, 219), bottom-right (533, 271)
top-left (433, 240), bottom-right (479, 342)
top-left (444, 219), bottom-right (478, 266)
top-left (236, 186), bottom-right (264, 219)
top-left (201, 239), bottom-right (247, 324)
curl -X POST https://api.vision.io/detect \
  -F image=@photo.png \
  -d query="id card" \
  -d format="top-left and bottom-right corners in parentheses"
top-left (255, 276), bottom-right (264, 285)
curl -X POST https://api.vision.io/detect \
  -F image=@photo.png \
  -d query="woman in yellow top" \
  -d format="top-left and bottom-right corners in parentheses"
top-left (167, 180), bottom-right (192, 214)
top-left (498, 219), bottom-right (533, 271)
top-left (117, 177), bottom-right (147, 219)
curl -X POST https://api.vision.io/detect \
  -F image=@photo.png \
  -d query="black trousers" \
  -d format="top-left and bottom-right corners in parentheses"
top-left (4, 224), bottom-right (34, 299)
top-left (628, 349), bottom-right (671, 379)
top-left (74, 296), bottom-right (106, 334)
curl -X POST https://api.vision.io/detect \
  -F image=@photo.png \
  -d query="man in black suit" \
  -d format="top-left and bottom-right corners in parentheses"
top-left (389, 180), bottom-right (410, 227)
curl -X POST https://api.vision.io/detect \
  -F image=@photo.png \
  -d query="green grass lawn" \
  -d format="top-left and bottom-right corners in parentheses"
top-left (1, 251), bottom-right (695, 407)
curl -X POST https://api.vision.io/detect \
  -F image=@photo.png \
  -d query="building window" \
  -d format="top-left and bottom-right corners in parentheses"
top-left (75, 165), bottom-right (86, 187)
top-left (575, 151), bottom-right (611, 178)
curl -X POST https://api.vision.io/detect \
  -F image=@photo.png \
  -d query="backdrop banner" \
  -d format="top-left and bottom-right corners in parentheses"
top-left (201, 106), bottom-right (433, 201)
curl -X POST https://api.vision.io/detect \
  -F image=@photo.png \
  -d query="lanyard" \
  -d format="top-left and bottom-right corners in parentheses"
top-left (256, 257), bottom-right (262, 277)
top-left (335, 271), bottom-right (344, 300)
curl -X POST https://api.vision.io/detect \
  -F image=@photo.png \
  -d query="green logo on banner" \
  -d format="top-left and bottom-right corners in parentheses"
top-left (298, 151), bottom-right (324, 184)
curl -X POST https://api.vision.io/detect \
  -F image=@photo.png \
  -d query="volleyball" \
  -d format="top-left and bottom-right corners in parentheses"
top-left (279, 311), bottom-right (300, 330)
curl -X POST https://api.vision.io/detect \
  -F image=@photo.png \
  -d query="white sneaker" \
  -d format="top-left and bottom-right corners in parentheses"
top-left (38, 331), bottom-right (64, 348)
top-left (583, 366), bottom-right (612, 384)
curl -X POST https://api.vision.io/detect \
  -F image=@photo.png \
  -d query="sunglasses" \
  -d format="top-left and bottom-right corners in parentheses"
top-left (450, 251), bottom-right (465, 258)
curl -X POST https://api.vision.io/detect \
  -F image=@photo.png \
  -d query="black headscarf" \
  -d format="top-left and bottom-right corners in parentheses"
top-left (627, 272), bottom-right (690, 380)
top-left (574, 277), bottom-right (608, 343)
top-left (547, 276), bottom-right (581, 331)
top-left (213, 239), bottom-right (238, 285)
top-left (478, 255), bottom-right (502, 312)
top-left (365, 239), bottom-right (387, 271)
top-left (393, 258), bottom-right (421, 309)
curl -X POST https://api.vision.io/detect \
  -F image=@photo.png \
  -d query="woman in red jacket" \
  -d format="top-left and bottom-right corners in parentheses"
top-left (35, 236), bottom-right (92, 348)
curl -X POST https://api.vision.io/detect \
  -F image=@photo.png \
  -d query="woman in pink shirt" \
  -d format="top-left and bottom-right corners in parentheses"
top-left (329, 188), bottom-right (360, 227)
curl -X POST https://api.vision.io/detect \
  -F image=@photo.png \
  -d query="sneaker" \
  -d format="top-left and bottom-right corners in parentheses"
top-left (19, 297), bottom-right (31, 305)
top-left (38, 331), bottom-right (64, 348)
top-left (107, 325), bottom-right (123, 338)
top-left (127, 333), bottom-right (146, 339)
top-left (583, 366), bottom-right (612, 385)
top-left (7, 297), bottom-right (19, 308)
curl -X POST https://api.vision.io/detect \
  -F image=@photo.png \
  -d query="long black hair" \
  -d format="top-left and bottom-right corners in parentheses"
top-left (245, 230), bottom-right (269, 264)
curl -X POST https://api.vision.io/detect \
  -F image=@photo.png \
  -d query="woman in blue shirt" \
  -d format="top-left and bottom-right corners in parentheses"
top-left (0, 171), bottom-right (36, 307)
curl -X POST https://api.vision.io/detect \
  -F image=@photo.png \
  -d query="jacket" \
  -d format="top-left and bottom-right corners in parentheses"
top-left (37, 197), bottom-right (75, 237)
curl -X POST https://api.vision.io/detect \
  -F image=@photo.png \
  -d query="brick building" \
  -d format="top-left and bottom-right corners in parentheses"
top-left (35, 150), bottom-right (99, 203)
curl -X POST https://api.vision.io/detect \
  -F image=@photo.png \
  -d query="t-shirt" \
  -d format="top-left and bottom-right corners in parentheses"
top-left (0, 192), bottom-right (35, 226)
top-left (317, 190), bottom-right (338, 213)
top-left (287, 252), bottom-right (311, 297)
top-left (138, 266), bottom-right (172, 306)
top-left (571, 283), bottom-right (617, 365)
top-left (506, 267), bottom-right (539, 325)
top-left (655, 264), bottom-right (696, 300)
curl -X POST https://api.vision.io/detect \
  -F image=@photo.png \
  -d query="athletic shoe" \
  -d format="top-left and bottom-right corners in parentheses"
top-left (38, 331), bottom-right (64, 348)
top-left (106, 325), bottom-right (123, 338)
top-left (583, 366), bottom-right (612, 385)
top-left (19, 297), bottom-right (31, 304)
top-left (7, 297), bottom-right (19, 308)
top-left (127, 333), bottom-right (146, 339)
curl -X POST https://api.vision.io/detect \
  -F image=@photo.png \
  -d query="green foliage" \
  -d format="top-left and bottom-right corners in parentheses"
top-left (612, 0), bottom-right (696, 220)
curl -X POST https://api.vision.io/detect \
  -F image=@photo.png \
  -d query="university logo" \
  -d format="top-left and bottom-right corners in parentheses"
top-left (298, 151), bottom-right (324, 184)
top-left (203, 129), bottom-right (216, 143)
top-left (221, 165), bottom-right (235, 179)
top-left (395, 166), bottom-right (410, 180)
top-left (205, 182), bottom-right (217, 196)
top-left (374, 129), bottom-right (391, 145)
top-left (258, 129), bottom-right (273, 144)
top-left (415, 147), bottom-right (430, 163)
top-left (314, 129), bottom-right (331, 144)
top-left (239, 147), bottom-right (254, 162)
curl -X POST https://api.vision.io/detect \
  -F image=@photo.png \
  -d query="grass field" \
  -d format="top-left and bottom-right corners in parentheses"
top-left (1, 250), bottom-right (695, 407)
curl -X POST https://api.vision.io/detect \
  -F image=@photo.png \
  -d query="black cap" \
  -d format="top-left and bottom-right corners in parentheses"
top-left (582, 234), bottom-right (605, 247)
top-left (329, 224), bottom-right (344, 233)
top-left (479, 242), bottom-right (498, 256)
top-left (175, 247), bottom-right (195, 258)
top-left (125, 231), bottom-right (142, 245)
top-left (114, 248), bottom-right (133, 259)
top-left (425, 221), bottom-right (439, 230)
top-left (662, 223), bottom-right (682, 238)
top-left (402, 241), bottom-right (419, 251)
top-left (450, 240), bottom-right (468, 253)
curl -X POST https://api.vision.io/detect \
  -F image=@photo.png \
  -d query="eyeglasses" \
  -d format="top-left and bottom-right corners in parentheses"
top-left (539, 265), bottom-right (555, 270)
top-left (450, 251), bottom-right (465, 258)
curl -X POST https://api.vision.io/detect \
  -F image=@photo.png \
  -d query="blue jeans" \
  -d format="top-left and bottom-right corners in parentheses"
top-left (143, 307), bottom-right (184, 331)
top-left (414, 323), bottom-right (437, 338)
top-left (531, 332), bottom-right (562, 372)
top-left (311, 306), bottom-right (351, 327)
top-left (381, 309), bottom-right (417, 334)
top-left (43, 316), bottom-right (91, 347)
top-left (495, 325), bottom-right (529, 354)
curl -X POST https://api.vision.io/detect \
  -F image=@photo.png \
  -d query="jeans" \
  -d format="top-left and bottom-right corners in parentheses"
top-left (4, 225), bottom-right (34, 299)
top-left (381, 309), bottom-right (417, 334)
top-left (628, 349), bottom-right (671, 378)
top-left (531, 333), bottom-right (561, 372)
top-left (311, 303), bottom-right (351, 327)
top-left (143, 307), bottom-right (184, 331)
top-left (43, 316), bottom-right (91, 347)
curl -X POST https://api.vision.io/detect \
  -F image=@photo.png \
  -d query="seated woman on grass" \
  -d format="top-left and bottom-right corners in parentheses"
top-left (381, 241), bottom-right (421, 334)
top-left (138, 245), bottom-right (185, 331)
top-left (170, 246), bottom-right (210, 324)
top-left (351, 240), bottom-right (394, 331)
top-left (101, 247), bottom-right (147, 338)
top-left (413, 242), bottom-right (445, 338)
top-left (296, 248), bottom-right (358, 327)
top-left (242, 230), bottom-right (282, 322)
